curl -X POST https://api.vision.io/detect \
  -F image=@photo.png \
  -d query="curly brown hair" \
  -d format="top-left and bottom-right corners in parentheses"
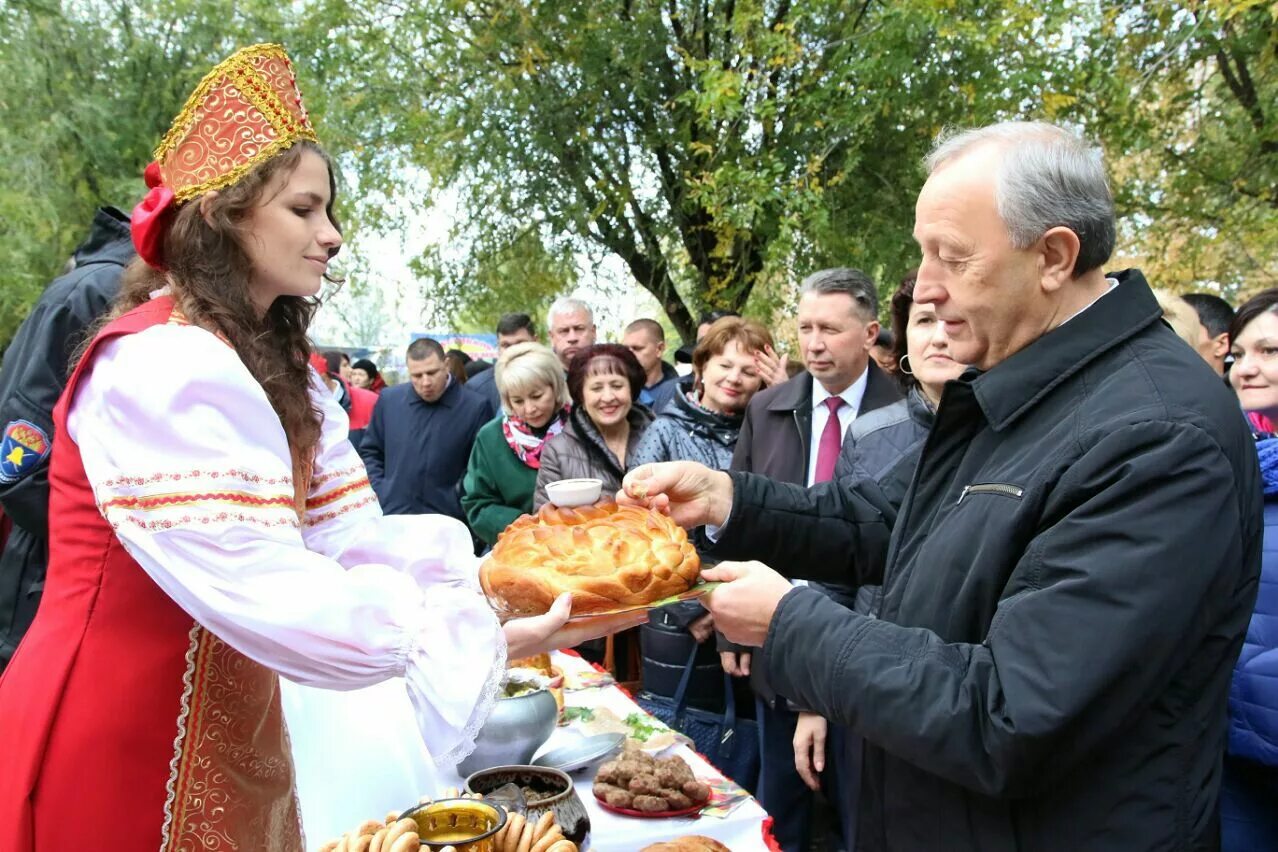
top-left (889, 269), bottom-right (919, 388)
top-left (99, 141), bottom-right (340, 507)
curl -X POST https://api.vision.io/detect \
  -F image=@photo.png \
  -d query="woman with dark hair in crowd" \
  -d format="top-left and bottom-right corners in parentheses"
top-left (351, 357), bottom-right (386, 393)
top-left (631, 316), bottom-right (775, 470)
top-left (445, 348), bottom-right (471, 386)
top-left (534, 343), bottom-right (652, 674)
top-left (788, 269), bottom-right (968, 850)
top-left (533, 343), bottom-right (653, 509)
top-left (1221, 289), bottom-right (1278, 851)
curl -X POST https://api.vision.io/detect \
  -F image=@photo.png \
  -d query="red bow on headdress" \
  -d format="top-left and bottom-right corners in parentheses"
top-left (131, 161), bottom-right (175, 270)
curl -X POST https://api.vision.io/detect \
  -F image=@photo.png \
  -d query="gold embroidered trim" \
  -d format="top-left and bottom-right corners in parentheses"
top-left (101, 467), bottom-right (292, 490)
top-left (173, 136), bottom-right (314, 203)
top-left (106, 511), bottom-right (300, 532)
top-left (305, 477), bottom-right (372, 510)
top-left (159, 624), bottom-right (202, 852)
top-left (310, 463), bottom-right (367, 489)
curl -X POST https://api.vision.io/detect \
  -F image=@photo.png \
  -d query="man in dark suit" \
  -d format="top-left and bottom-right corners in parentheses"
top-left (727, 267), bottom-right (901, 852)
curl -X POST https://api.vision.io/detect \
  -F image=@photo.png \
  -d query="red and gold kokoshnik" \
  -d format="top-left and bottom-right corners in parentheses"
top-left (154, 43), bottom-right (317, 203)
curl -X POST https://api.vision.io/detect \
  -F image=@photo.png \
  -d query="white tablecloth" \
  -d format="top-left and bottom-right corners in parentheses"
top-left (443, 652), bottom-right (773, 852)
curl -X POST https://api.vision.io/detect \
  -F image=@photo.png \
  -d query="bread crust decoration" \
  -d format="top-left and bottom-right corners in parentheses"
top-left (481, 501), bottom-right (701, 616)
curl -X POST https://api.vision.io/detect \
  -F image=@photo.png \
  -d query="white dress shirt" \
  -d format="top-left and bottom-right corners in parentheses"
top-left (806, 366), bottom-right (870, 487)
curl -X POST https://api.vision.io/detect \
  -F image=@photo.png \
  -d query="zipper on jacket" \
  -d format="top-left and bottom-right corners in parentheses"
top-left (957, 483), bottom-right (1024, 504)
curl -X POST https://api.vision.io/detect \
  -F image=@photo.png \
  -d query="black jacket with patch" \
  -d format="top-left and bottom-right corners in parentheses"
top-left (0, 208), bottom-right (133, 670)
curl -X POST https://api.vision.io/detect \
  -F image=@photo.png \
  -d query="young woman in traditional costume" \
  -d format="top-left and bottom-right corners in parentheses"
top-left (0, 44), bottom-right (637, 851)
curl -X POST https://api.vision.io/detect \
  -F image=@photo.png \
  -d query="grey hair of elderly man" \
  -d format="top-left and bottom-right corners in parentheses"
top-left (911, 121), bottom-right (1118, 372)
top-left (546, 296), bottom-right (597, 367)
top-left (925, 120), bottom-right (1116, 276)
top-left (546, 296), bottom-right (594, 330)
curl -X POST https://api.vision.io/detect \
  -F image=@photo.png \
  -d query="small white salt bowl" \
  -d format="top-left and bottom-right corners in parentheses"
top-left (544, 478), bottom-right (603, 507)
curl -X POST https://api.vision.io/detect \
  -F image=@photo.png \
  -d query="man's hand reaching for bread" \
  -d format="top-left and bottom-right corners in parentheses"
top-left (502, 593), bottom-right (649, 659)
top-left (618, 462), bottom-right (734, 529)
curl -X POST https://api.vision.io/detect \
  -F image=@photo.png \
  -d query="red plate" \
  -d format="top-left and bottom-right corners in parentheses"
top-left (593, 791), bottom-right (703, 819)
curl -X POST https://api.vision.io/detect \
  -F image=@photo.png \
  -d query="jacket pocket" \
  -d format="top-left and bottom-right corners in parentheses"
top-left (957, 483), bottom-right (1025, 505)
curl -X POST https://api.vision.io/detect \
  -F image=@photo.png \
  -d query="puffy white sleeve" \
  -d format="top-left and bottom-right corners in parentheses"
top-left (67, 323), bottom-right (505, 765)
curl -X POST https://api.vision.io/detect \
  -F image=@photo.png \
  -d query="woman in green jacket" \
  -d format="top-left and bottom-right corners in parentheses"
top-left (462, 342), bottom-right (570, 547)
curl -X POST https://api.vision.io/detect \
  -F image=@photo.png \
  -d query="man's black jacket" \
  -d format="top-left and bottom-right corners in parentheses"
top-left (358, 379), bottom-right (493, 520)
top-left (712, 271), bottom-right (1263, 851)
top-left (0, 208), bottom-right (133, 670)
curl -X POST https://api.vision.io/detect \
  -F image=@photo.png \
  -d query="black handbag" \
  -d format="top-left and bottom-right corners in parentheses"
top-left (637, 645), bottom-right (761, 790)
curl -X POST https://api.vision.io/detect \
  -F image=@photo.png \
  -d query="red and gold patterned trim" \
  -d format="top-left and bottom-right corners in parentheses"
top-left (305, 477), bottom-right (371, 511)
top-left (309, 463), bottom-right (367, 490)
top-left (101, 468), bottom-right (292, 490)
top-left (102, 490), bottom-right (294, 513)
top-left (155, 44), bottom-right (317, 203)
top-left (305, 492), bottom-right (379, 527)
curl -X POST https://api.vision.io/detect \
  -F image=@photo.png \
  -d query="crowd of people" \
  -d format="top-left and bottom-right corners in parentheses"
top-left (0, 42), bottom-right (1273, 852)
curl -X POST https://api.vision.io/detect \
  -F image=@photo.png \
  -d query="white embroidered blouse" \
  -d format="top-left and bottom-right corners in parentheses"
top-left (66, 320), bottom-right (505, 766)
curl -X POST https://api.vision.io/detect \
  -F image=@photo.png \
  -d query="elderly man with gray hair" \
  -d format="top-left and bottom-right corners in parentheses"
top-left (620, 121), bottom-right (1262, 850)
top-left (546, 296), bottom-right (597, 369)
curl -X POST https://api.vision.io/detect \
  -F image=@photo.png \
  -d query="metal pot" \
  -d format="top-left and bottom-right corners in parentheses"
top-left (456, 688), bottom-right (558, 776)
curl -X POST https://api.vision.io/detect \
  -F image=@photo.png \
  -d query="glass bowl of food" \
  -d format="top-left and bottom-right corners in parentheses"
top-left (398, 798), bottom-right (506, 851)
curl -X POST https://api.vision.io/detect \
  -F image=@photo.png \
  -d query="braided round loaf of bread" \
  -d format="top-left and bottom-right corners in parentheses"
top-left (480, 501), bottom-right (701, 616)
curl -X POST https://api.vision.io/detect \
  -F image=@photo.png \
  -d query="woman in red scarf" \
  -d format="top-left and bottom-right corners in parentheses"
top-left (462, 342), bottom-right (570, 547)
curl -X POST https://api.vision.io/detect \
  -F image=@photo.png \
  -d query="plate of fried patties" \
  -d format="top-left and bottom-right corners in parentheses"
top-left (592, 746), bottom-right (711, 818)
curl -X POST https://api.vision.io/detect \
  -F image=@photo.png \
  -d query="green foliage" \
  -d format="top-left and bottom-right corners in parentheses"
top-left (1071, 0), bottom-right (1278, 296)
top-left (0, 0), bottom-right (322, 349)
top-left (5, 0), bottom-right (1278, 353)
top-left (308, 0), bottom-right (1086, 338)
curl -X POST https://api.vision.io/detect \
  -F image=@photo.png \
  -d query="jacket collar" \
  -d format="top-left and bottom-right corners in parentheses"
top-left (649, 360), bottom-right (679, 388)
top-left (861, 360), bottom-right (903, 414)
top-left (74, 207), bottom-right (134, 268)
top-left (668, 380), bottom-right (743, 445)
top-left (411, 375), bottom-right (461, 408)
top-left (765, 371), bottom-right (814, 413)
top-left (970, 268), bottom-right (1163, 431)
top-left (567, 403), bottom-right (654, 464)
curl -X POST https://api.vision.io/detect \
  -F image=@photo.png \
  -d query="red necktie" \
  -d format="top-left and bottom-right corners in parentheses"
top-left (814, 396), bottom-right (846, 483)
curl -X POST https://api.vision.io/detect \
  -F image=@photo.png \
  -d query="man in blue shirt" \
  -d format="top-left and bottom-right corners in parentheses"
top-left (359, 337), bottom-right (493, 520)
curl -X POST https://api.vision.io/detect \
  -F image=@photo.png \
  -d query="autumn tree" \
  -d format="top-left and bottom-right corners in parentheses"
top-left (306, 0), bottom-right (1087, 339)
top-left (1060, 1), bottom-right (1278, 297)
top-left (0, 0), bottom-right (318, 350)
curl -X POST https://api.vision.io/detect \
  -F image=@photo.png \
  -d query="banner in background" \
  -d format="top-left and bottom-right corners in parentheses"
top-left (410, 332), bottom-right (498, 362)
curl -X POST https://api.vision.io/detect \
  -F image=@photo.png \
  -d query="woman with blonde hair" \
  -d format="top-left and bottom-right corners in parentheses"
top-left (463, 341), bottom-right (571, 546)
